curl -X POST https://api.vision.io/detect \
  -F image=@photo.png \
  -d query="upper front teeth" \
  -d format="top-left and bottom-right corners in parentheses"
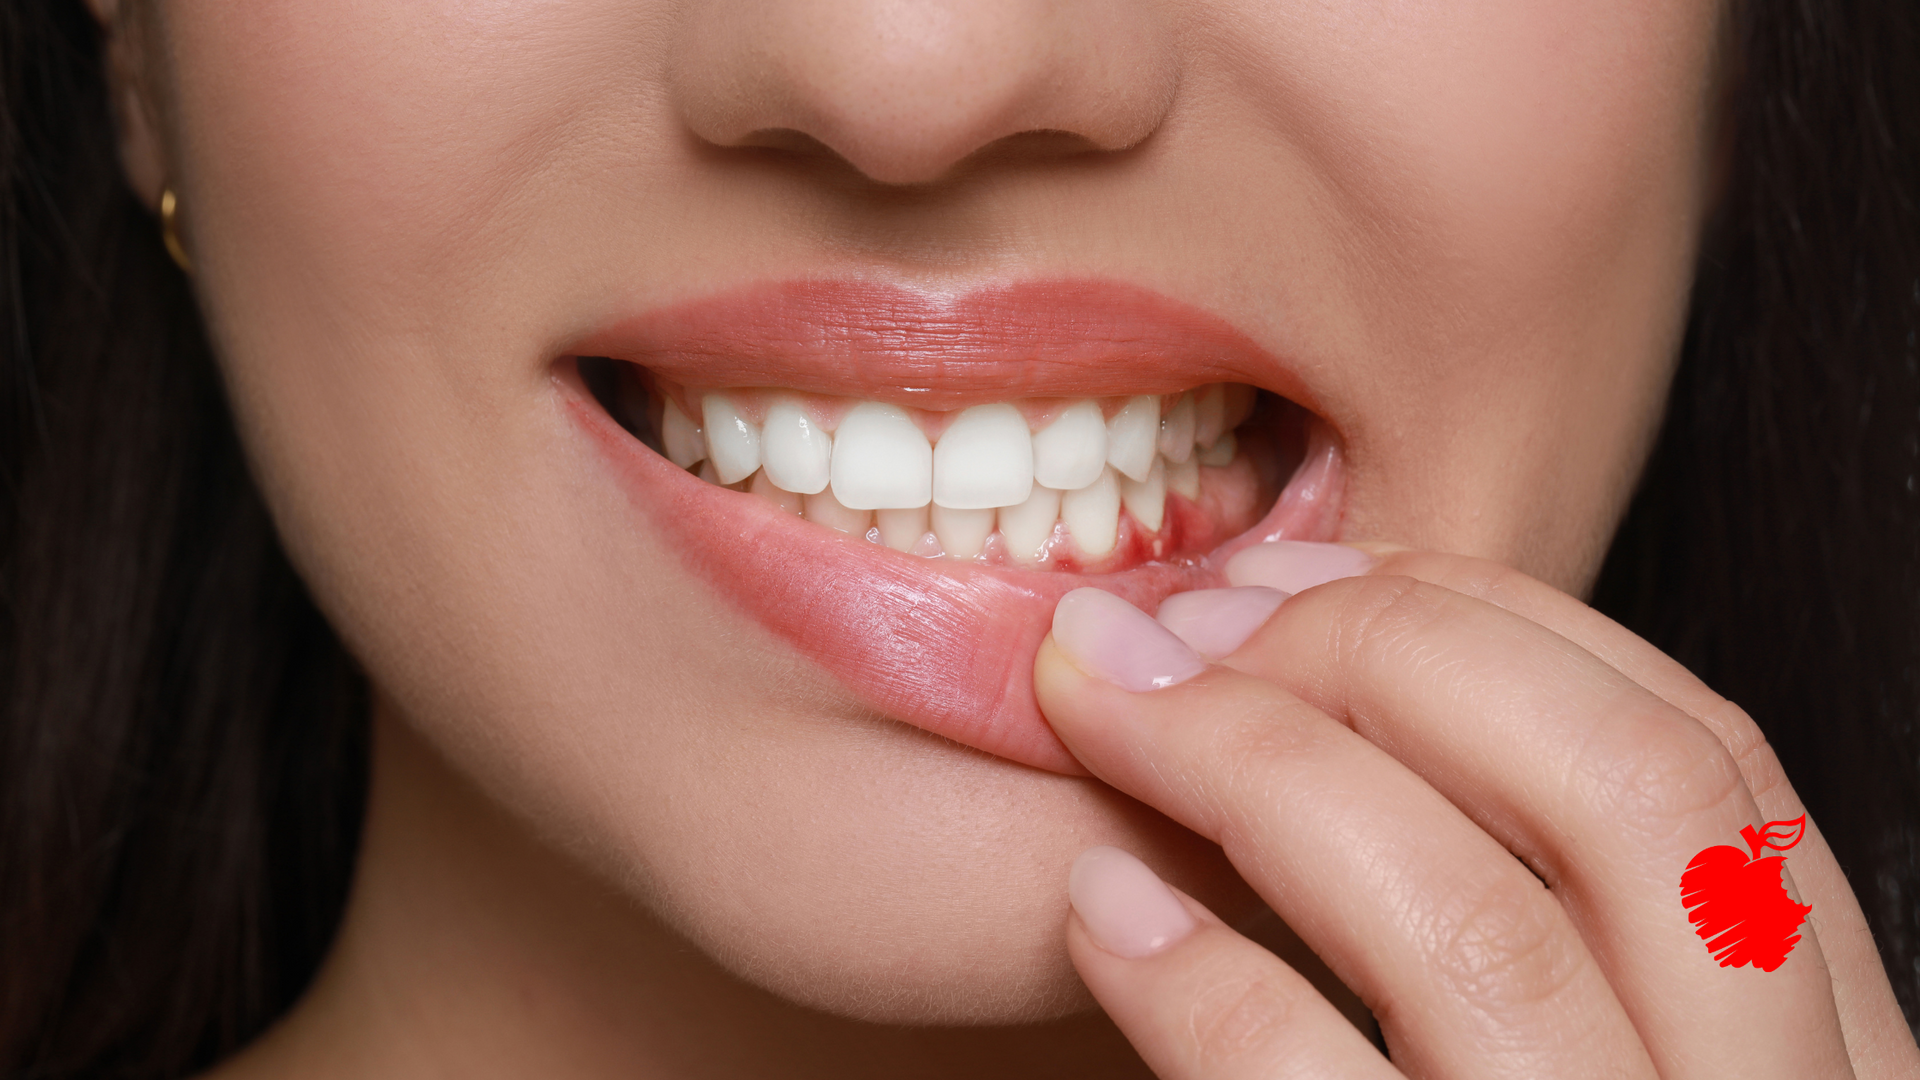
top-left (661, 386), bottom-right (1252, 563)
top-left (760, 399), bottom-right (832, 494)
top-left (831, 402), bottom-right (934, 509)
top-left (1032, 400), bottom-right (1108, 489)
top-left (933, 403), bottom-right (1034, 509)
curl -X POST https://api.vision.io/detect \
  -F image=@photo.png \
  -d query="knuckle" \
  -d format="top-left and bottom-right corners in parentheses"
top-left (1426, 873), bottom-right (1586, 1019)
top-left (1572, 703), bottom-right (1745, 841)
top-left (1184, 971), bottom-right (1297, 1069)
top-left (1326, 575), bottom-right (1457, 672)
top-left (1700, 696), bottom-right (1791, 801)
top-left (1207, 698), bottom-right (1343, 825)
top-left (1384, 550), bottom-right (1529, 606)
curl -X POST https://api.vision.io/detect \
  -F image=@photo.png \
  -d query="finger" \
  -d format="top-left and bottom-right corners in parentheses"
top-left (1065, 846), bottom-right (1401, 1080)
top-left (1247, 543), bottom-right (1914, 1080)
top-left (1037, 593), bottom-right (1662, 1080)
top-left (1359, 546), bottom-right (1914, 1078)
top-left (1209, 568), bottom-right (1854, 1079)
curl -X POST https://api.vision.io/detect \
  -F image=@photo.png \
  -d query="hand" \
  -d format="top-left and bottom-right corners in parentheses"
top-left (1034, 541), bottom-right (1920, 1079)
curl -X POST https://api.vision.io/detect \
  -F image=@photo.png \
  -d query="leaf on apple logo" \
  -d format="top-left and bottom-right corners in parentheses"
top-left (1680, 816), bottom-right (1813, 972)
top-left (1741, 814), bottom-right (1807, 857)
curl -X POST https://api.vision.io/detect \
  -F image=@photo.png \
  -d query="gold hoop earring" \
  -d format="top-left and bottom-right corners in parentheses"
top-left (159, 185), bottom-right (192, 273)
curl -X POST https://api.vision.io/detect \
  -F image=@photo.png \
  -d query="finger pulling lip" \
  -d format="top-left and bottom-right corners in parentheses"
top-left (563, 279), bottom-right (1346, 774)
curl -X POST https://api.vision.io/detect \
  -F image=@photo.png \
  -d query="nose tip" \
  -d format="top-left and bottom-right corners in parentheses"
top-left (670, 0), bottom-right (1178, 186)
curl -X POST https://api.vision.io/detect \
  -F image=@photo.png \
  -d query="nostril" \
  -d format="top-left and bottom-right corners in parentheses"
top-left (732, 129), bottom-right (837, 156)
top-left (724, 127), bottom-right (1120, 188)
top-left (669, 0), bottom-right (1179, 188)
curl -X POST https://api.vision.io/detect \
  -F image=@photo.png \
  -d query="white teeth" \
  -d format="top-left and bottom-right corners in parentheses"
top-left (1166, 454), bottom-right (1200, 500)
top-left (1198, 430), bottom-right (1236, 467)
top-left (876, 505), bottom-right (930, 552)
top-left (1193, 385), bottom-right (1227, 450)
top-left (1031, 400), bottom-right (1109, 490)
top-left (760, 400), bottom-right (833, 495)
top-left (804, 487), bottom-right (873, 535)
top-left (676, 385), bottom-right (1255, 560)
top-left (1105, 395), bottom-right (1160, 482)
top-left (1158, 393), bottom-right (1196, 464)
top-left (662, 398), bottom-right (706, 469)
top-left (1121, 456), bottom-right (1167, 533)
top-left (932, 403), bottom-right (1033, 509)
top-left (931, 504), bottom-right (994, 559)
top-left (998, 485), bottom-right (1062, 565)
top-left (701, 393), bottom-right (762, 484)
top-left (1060, 467), bottom-right (1121, 558)
top-left (750, 469), bottom-right (803, 514)
top-left (831, 402), bottom-right (933, 509)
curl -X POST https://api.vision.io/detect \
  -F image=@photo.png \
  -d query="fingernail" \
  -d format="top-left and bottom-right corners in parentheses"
top-left (1069, 846), bottom-right (1198, 959)
top-left (1051, 588), bottom-right (1207, 692)
top-left (1154, 586), bottom-right (1289, 660)
top-left (1224, 540), bottom-right (1374, 594)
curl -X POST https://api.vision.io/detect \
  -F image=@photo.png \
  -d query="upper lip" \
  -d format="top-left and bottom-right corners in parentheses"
top-left (568, 278), bottom-right (1319, 411)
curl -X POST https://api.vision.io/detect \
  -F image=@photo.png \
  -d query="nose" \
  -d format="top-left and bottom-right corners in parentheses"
top-left (669, 0), bottom-right (1179, 185)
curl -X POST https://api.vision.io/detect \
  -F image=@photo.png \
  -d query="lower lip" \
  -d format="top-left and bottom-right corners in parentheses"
top-left (566, 391), bottom-right (1345, 775)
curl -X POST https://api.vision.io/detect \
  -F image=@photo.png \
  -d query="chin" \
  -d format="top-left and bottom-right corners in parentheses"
top-left (595, 718), bottom-right (1261, 1027)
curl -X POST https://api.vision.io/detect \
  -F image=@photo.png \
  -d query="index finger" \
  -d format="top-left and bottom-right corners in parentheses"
top-left (1234, 542), bottom-right (1915, 1080)
top-left (1211, 565), bottom-right (1852, 1079)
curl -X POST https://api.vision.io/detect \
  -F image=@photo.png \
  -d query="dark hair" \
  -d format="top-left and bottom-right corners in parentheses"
top-left (1, 3), bottom-right (368, 1078)
top-left (2, 0), bottom-right (1915, 1075)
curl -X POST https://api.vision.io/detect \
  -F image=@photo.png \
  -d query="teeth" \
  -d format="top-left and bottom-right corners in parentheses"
top-left (1198, 430), bottom-right (1236, 467)
top-left (1193, 385), bottom-right (1227, 450)
top-left (931, 504), bottom-right (994, 559)
top-left (1060, 467), bottom-right (1121, 557)
top-left (831, 402), bottom-right (934, 509)
top-left (1121, 457), bottom-right (1167, 533)
top-left (933, 403), bottom-right (1033, 509)
top-left (1031, 400), bottom-right (1109, 490)
top-left (701, 393), bottom-right (762, 484)
top-left (804, 487), bottom-right (873, 535)
top-left (750, 469), bottom-right (803, 514)
top-left (1166, 454), bottom-right (1200, 500)
top-left (669, 384), bottom-right (1257, 562)
top-left (998, 485), bottom-right (1062, 565)
top-left (1157, 393), bottom-right (1196, 464)
top-left (662, 398), bottom-right (706, 469)
top-left (876, 505), bottom-right (930, 552)
top-left (760, 399), bottom-right (833, 495)
top-left (1105, 395), bottom-right (1160, 482)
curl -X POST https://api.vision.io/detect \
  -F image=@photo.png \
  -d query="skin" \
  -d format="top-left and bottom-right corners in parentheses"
top-left (88, 0), bottom-right (1918, 1076)
top-left (1041, 550), bottom-right (1920, 1078)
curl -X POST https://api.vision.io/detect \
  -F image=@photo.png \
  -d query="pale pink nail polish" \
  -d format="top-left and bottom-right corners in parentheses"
top-left (1224, 540), bottom-right (1374, 594)
top-left (1069, 846), bottom-right (1197, 959)
top-left (1154, 586), bottom-right (1288, 660)
top-left (1051, 588), bottom-right (1207, 692)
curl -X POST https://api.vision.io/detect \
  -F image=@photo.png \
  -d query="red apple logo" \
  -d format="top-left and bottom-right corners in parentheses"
top-left (1679, 815), bottom-right (1812, 972)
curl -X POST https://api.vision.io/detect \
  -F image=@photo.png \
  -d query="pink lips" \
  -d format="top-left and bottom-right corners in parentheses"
top-left (566, 280), bottom-right (1344, 774)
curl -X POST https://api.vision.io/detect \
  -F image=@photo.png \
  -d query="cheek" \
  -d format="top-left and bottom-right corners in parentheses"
top-left (1201, 0), bottom-right (1717, 587)
top-left (168, 0), bottom-right (665, 286)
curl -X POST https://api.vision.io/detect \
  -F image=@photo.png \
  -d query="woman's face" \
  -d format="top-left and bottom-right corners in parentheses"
top-left (124, 0), bottom-right (1719, 1023)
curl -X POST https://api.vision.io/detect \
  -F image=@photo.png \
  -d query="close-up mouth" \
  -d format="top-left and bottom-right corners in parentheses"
top-left (558, 278), bottom-right (1348, 773)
